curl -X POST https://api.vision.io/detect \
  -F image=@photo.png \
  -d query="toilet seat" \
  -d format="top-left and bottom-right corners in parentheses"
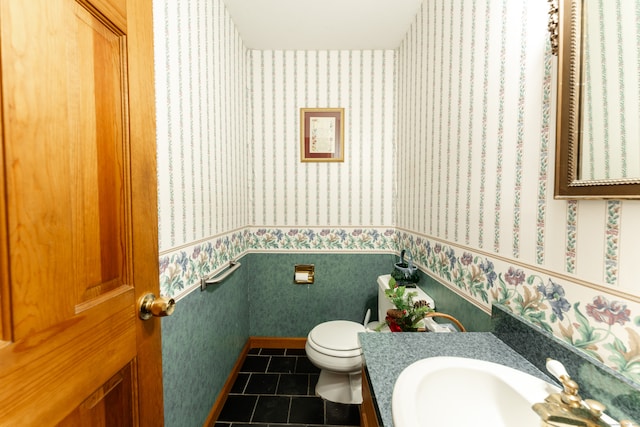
top-left (307, 320), bottom-right (365, 358)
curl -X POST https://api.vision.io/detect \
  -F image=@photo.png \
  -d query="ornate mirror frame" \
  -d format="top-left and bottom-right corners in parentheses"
top-left (551, 0), bottom-right (640, 199)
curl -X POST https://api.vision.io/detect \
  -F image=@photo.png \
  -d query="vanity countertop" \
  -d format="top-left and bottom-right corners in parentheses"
top-left (358, 332), bottom-right (555, 427)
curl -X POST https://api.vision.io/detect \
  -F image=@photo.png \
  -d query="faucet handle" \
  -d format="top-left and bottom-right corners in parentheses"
top-left (546, 359), bottom-right (582, 407)
top-left (535, 359), bottom-right (622, 427)
top-left (546, 358), bottom-right (569, 380)
top-left (584, 399), bottom-right (606, 418)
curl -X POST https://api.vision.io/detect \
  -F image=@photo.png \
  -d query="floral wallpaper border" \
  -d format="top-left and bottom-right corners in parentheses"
top-left (159, 229), bottom-right (250, 299)
top-left (396, 230), bottom-right (640, 385)
top-left (248, 227), bottom-right (397, 252)
top-left (158, 226), bottom-right (640, 385)
top-left (159, 227), bottom-right (395, 299)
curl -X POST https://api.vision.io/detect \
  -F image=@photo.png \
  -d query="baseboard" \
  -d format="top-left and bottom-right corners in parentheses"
top-left (248, 336), bottom-right (307, 349)
top-left (203, 340), bottom-right (251, 427)
top-left (203, 336), bottom-right (307, 426)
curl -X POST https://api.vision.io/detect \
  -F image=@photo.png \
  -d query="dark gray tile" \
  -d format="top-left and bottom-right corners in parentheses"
top-left (252, 395), bottom-right (290, 423)
top-left (294, 356), bottom-right (320, 374)
top-left (288, 396), bottom-right (325, 424)
top-left (241, 355), bottom-right (269, 373)
top-left (267, 356), bottom-right (297, 373)
top-left (276, 374), bottom-right (309, 395)
top-left (261, 348), bottom-right (286, 355)
top-left (230, 373), bottom-right (249, 393)
top-left (309, 373), bottom-right (320, 394)
top-left (217, 395), bottom-right (257, 422)
top-left (326, 400), bottom-right (360, 426)
top-left (245, 373), bottom-right (279, 395)
top-left (224, 348), bottom-right (360, 427)
top-left (285, 348), bottom-right (307, 356)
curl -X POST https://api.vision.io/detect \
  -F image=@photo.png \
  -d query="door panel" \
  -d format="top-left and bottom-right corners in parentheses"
top-left (0, 0), bottom-right (162, 425)
top-left (59, 363), bottom-right (135, 427)
top-left (0, 288), bottom-right (136, 425)
top-left (3, 0), bottom-right (128, 340)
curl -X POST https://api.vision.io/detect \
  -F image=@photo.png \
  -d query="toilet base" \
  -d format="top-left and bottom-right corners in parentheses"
top-left (315, 370), bottom-right (362, 405)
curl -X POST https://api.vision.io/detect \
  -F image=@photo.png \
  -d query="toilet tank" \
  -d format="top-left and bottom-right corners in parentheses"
top-left (377, 274), bottom-right (435, 321)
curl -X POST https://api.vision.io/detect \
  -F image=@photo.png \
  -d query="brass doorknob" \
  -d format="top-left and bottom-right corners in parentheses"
top-left (139, 293), bottom-right (176, 320)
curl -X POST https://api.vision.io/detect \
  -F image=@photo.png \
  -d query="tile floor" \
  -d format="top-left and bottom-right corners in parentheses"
top-left (215, 348), bottom-right (361, 427)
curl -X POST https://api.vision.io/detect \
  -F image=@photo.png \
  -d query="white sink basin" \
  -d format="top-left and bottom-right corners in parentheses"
top-left (392, 356), bottom-right (559, 427)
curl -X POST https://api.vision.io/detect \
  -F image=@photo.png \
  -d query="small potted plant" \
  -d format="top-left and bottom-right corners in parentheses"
top-left (392, 249), bottom-right (420, 287)
top-left (384, 277), bottom-right (433, 332)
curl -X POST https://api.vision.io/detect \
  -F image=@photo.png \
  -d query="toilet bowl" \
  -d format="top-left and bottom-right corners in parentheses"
top-left (305, 274), bottom-right (436, 404)
top-left (305, 320), bottom-right (366, 404)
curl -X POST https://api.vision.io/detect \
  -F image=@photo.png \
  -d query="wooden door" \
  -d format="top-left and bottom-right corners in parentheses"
top-left (0, 0), bottom-right (163, 425)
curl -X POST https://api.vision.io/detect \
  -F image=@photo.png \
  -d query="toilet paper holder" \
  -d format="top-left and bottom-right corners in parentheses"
top-left (294, 264), bottom-right (315, 284)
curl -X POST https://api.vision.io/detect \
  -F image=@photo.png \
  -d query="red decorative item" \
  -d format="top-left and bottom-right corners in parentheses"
top-left (386, 316), bottom-right (402, 332)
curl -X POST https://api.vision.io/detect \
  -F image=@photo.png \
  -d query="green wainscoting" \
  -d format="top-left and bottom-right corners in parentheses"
top-left (246, 252), bottom-right (395, 337)
top-left (162, 258), bottom-right (249, 427)
top-left (160, 252), bottom-right (492, 426)
top-left (244, 252), bottom-right (492, 336)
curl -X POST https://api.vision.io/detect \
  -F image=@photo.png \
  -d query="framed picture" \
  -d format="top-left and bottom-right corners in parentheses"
top-left (300, 108), bottom-right (344, 162)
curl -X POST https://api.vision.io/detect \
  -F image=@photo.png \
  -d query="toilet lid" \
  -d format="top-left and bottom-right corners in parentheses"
top-left (309, 320), bottom-right (365, 351)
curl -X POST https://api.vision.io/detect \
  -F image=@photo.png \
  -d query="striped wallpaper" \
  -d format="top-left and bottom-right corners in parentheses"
top-left (154, 0), bottom-right (248, 251)
top-left (392, 0), bottom-right (640, 384)
top-left (581, 0), bottom-right (640, 180)
top-left (248, 50), bottom-right (396, 228)
top-left (153, 0), bottom-right (640, 382)
top-left (395, 0), bottom-right (640, 293)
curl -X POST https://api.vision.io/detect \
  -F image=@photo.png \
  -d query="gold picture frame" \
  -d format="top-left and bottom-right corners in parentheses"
top-left (300, 108), bottom-right (344, 162)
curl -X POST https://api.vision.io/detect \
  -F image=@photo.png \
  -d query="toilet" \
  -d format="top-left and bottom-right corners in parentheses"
top-left (304, 274), bottom-right (435, 404)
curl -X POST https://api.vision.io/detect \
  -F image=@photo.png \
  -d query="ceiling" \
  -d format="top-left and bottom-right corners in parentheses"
top-left (222, 0), bottom-right (423, 50)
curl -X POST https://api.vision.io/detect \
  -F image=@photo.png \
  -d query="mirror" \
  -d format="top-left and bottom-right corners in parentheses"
top-left (552, 0), bottom-right (640, 198)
